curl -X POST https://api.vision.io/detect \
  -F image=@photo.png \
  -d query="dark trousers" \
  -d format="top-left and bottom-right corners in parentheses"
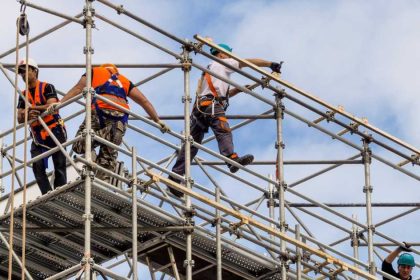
top-left (172, 102), bottom-right (234, 176)
top-left (30, 126), bottom-right (67, 195)
top-left (72, 111), bottom-right (126, 182)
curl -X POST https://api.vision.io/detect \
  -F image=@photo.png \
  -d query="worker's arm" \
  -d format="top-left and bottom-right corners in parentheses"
top-left (240, 59), bottom-right (271, 69)
top-left (31, 97), bottom-right (59, 112)
top-left (228, 84), bottom-right (254, 98)
top-left (128, 87), bottom-right (159, 122)
top-left (384, 247), bottom-right (403, 264)
top-left (61, 75), bottom-right (87, 104)
top-left (128, 87), bottom-right (170, 133)
top-left (17, 108), bottom-right (26, 124)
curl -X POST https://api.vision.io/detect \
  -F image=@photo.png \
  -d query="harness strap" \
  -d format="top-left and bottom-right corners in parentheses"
top-left (204, 72), bottom-right (219, 98)
top-left (94, 102), bottom-right (128, 129)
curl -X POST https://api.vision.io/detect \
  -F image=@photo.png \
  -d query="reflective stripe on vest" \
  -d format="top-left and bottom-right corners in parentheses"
top-left (24, 81), bottom-right (61, 140)
top-left (92, 67), bottom-right (130, 112)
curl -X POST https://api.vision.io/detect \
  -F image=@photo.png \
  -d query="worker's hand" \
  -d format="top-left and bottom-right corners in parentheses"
top-left (45, 102), bottom-right (61, 115)
top-left (270, 62), bottom-right (283, 73)
top-left (28, 110), bottom-right (40, 121)
top-left (157, 120), bottom-right (170, 133)
top-left (399, 242), bottom-right (412, 252)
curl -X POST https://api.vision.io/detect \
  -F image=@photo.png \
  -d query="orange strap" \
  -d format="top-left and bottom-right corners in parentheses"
top-left (204, 73), bottom-right (218, 98)
top-left (199, 100), bottom-right (213, 107)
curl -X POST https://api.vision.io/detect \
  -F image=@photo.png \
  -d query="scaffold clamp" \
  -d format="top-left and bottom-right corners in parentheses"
top-left (183, 259), bottom-right (195, 268)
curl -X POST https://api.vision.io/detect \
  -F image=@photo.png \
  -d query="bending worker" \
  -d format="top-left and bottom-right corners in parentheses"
top-left (382, 242), bottom-right (416, 280)
top-left (17, 58), bottom-right (67, 195)
top-left (48, 63), bottom-right (169, 182)
top-left (167, 43), bottom-right (281, 197)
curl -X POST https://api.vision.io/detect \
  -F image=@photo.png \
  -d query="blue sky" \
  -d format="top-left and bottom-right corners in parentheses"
top-left (1, 0), bottom-right (419, 279)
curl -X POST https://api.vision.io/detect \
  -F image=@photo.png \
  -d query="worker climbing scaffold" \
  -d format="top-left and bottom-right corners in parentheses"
top-left (46, 63), bottom-right (170, 182)
top-left (167, 42), bottom-right (282, 197)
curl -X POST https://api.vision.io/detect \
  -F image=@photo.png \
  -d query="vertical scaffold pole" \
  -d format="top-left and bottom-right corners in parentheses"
top-left (275, 90), bottom-right (288, 279)
top-left (0, 132), bottom-right (3, 199)
top-left (362, 138), bottom-right (375, 275)
top-left (181, 44), bottom-right (194, 280)
top-left (131, 147), bottom-right (138, 280)
top-left (295, 224), bottom-right (302, 280)
top-left (215, 180), bottom-right (222, 280)
top-left (83, 1), bottom-right (94, 279)
top-left (352, 214), bottom-right (360, 280)
top-left (268, 174), bottom-right (276, 255)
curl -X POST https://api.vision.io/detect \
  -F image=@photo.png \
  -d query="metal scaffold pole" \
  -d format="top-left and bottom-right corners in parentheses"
top-left (352, 214), bottom-right (360, 280)
top-left (181, 44), bottom-right (194, 280)
top-left (362, 138), bottom-right (375, 275)
top-left (275, 90), bottom-right (288, 279)
top-left (216, 176), bottom-right (222, 280)
top-left (83, 0), bottom-right (94, 279)
top-left (131, 147), bottom-right (138, 280)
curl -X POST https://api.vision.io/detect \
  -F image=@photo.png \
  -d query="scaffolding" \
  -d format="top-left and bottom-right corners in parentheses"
top-left (0, 1), bottom-right (419, 279)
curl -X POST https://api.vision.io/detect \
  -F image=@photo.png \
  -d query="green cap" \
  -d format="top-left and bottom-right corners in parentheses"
top-left (210, 43), bottom-right (233, 55)
top-left (398, 253), bottom-right (415, 267)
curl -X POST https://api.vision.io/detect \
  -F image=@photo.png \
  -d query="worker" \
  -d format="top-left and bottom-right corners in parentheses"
top-left (382, 242), bottom-right (415, 280)
top-left (167, 43), bottom-right (282, 197)
top-left (17, 58), bottom-right (67, 195)
top-left (47, 63), bottom-right (170, 182)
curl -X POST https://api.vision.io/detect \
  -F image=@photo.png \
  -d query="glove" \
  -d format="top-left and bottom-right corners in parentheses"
top-left (270, 62), bottom-right (282, 73)
top-left (45, 102), bottom-right (61, 115)
top-left (399, 242), bottom-right (412, 252)
top-left (157, 120), bottom-right (170, 133)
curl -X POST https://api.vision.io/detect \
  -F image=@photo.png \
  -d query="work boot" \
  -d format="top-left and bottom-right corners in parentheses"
top-left (166, 175), bottom-right (184, 198)
top-left (227, 154), bottom-right (254, 173)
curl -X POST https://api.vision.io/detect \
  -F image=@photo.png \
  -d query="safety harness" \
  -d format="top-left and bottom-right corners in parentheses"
top-left (92, 68), bottom-right (129, 129)
top-left (196, 72), bottom-right (229, 116)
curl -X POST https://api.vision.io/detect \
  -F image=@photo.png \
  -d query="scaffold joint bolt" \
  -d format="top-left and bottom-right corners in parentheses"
top-left (275, 141), bottom-right (285, 149)
top-left (183, 259), bottom-right (195, 268)
top-left (273, 88), bottom-right (286, 99)
top-left (183, 207), bottom-right (196, 219)
top-left (83, 46), bottom-right (95, 55)
top-left (267, 200), bottom-right (276, 207)
top-left (117, 5), bottom-right (124, 14)
top-left (368, 225), bottom-right (376, 233)
top-left (182, 61), bottom-right (192, 72)
top-left (181, 96), bottom-right (192, 103)
top-left (363, 185), bottom-right (373, 193)
top-left (82, 213), bottom-right (94, 221)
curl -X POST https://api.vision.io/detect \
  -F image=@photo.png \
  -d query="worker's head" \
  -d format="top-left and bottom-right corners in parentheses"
top-left (397, 253), bottom-right (415, 279)
top-left (100, 63), bottom-right (119, 74)
top-left (210, 43), bottom-right (232, 58)
top-left (18, 58), bottom-right (39, 81)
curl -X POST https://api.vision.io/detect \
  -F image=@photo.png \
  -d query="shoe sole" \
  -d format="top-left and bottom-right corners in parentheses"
top-left (166, 176), bottom-right (184, 198)
top-left (229, 155), bottom-right (254, 173)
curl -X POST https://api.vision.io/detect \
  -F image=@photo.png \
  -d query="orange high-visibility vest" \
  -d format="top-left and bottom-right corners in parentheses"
top-left (24, 80), bottom-right (61, 141)
top-left (92, 67), bottom-right (131, 112)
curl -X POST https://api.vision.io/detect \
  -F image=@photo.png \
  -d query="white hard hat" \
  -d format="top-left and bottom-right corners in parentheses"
top-left (18, 58), bottom-right (38, 70)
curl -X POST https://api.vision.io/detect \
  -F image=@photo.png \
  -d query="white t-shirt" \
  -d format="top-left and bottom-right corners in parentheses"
top-left (199, 58), bottom-right (240, 98)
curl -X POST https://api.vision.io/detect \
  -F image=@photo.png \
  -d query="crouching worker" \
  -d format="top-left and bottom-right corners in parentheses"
top-left (48, 63), bottom-right (170, 182)
top-left (382, 242), bottom-right (416, 280)
top-left (17, 58), bottom-right (67, 195)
